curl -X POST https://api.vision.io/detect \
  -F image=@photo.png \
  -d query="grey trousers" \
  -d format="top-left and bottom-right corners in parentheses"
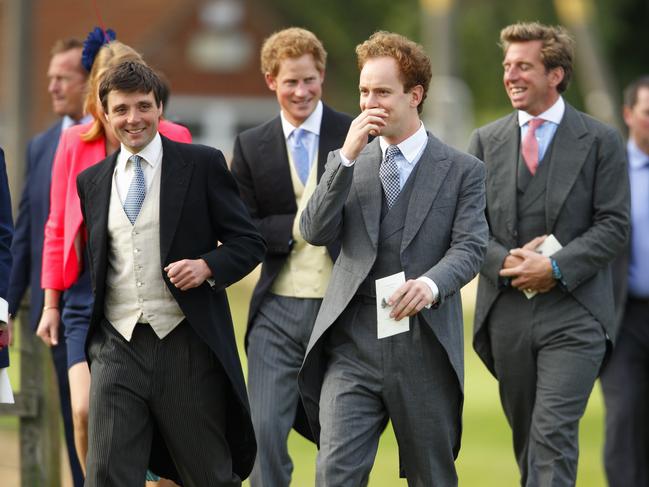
top-left (488, 288), bottom-right (606, 487)
top-left (85, 320), bottom-right (240, 487)
top-left (247, 294), bottom-right (321, 487)
top-left (317, 297), bottom-right (461, 487)
top-left (600, 298), bottom-right (649, 487)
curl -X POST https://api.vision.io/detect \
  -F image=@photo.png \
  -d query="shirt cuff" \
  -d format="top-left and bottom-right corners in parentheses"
top-left (0, 298), bottom-right (8, 324)
top-left (416, 277), bottom-right (438, 308)
top-left (339, 151), bottom-right (355, 167)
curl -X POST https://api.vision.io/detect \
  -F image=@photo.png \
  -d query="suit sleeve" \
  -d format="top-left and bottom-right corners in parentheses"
top-left (552, 126), bottom-right (630, 291)
top-left (0, 149), bottom-right (14, 304)
top-left (41, 131), bottom-right (70, 291)
top-left (467, 129), bottom-right (510, 288)
top-left (199, 149), bottom-right (266, 291)
top-left (422, 157), bottom-right (488, 305)
top-left (300, 150), bottom-right (354, 247)
top-left (7, 142), bottom-right (34, 314)
top-left (230, 134), bottom-right (295, 254)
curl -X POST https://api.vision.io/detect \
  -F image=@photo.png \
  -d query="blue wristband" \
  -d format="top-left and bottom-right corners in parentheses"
top-left (550, 258), bottom-right (562, 281)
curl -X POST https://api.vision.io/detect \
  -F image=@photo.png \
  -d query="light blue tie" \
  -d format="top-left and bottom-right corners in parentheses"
top-left (380, 145), bottom-right (401, 209)
top-left (123, 155), bottom-right (146, 225)
top-left (291, 128), bottom-right (311, 185)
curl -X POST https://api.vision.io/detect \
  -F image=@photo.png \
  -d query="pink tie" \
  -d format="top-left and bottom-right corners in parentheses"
top-left (522, 118), bottom-right (544, 175)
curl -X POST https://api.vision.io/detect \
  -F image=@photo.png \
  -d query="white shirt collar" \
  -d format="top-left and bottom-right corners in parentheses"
top-left (61, 114), bottom-right (93, 131)
top-left (116, 132), bottom-right (162, 171)
top-left (280, 100), bottom-right (323, 139)
top-left (379, 122), bottom-right (428, 165)
top-left (518, 96), bottom-right (565, 127)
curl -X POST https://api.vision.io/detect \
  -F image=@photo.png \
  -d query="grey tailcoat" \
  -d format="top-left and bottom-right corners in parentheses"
top-left (297, 134), bottom-right (488, 442)
top-left (469, 103), bottom-right (630, 375)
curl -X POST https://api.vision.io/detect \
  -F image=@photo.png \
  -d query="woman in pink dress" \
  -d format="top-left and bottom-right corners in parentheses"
top-left (37, 31), bottom-right (191, 476)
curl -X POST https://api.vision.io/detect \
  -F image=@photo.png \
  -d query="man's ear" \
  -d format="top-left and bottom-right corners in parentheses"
top-left (264, 72), bottom-right (277, 91)
top-left (548, 67), bottom-right (564, 90)
top-left (409, 85), bottom-right (424, 109)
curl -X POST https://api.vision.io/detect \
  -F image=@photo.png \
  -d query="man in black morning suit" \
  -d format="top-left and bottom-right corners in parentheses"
top-left (230, 27), bottom-right (351, 487)
top-left (6, 38), bottom-right (87, 486)
top-left (77, 61), bottom-right (265, 486)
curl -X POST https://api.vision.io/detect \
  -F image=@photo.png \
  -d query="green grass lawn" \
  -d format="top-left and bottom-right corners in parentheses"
top-left (3, 272), bottom-right (606, 486)
top-left (227, 273), bottom-right (607, 487)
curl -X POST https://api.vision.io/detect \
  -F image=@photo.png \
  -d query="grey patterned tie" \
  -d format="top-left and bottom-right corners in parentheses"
top-left (123, 155), bottom-right (146, 224)
top-left (380, 145), bottom-right (401, 209)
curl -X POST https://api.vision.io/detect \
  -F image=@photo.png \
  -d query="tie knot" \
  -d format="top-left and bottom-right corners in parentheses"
top-left (527, 118), bottom-right (544, 133)
top-left (384, 145), bottom-right (401, 162)
top-left (293, 128), bottom-right (306, 145)
top-left (129, 154), bottom-right (143, 168)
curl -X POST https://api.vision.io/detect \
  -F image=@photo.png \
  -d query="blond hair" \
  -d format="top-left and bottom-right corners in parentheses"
top-left (500, 22), bottom-right (574, 93)
top-left (260, 27), bottom-right (326, 77)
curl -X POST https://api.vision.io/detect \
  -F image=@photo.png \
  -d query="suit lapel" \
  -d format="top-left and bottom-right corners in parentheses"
top-left (486, 114), bottom-right (519, 243)
top-left (354, 140), bottom-right (382, 249)
top-left (317, 105), bottom-right (347, 180)
top-left (159, 136), bottom-right (192, 263)
top-left (44, 122), bottom-right (63, 175)
top-left (259, 117), bottom-right (296, 210)
top-left (85, 152), bottom-right (118, 294)
top-left (545, 104), bottom-right (591, 231)
top-left (401, 135), bottom-right (452, 252)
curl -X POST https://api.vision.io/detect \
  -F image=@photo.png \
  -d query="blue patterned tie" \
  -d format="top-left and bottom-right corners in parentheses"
top-left (291, 128), bottom-right (311, 185)
top-left (380, 145), bottom-right (401, 209)
top-left (123, 155), bottom-right (146, 225)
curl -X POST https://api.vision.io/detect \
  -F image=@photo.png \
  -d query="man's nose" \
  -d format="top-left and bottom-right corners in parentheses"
top-left (48, 79), bottom-right (58, 94)
top-left (126, 109), bottom-right (140, 123)
top-left (364, 92), bottom-right (379, 109)
top-left (295, 81), bottom-right (308, 97)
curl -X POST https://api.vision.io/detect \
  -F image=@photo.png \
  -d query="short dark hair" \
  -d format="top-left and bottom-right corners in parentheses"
top-left (99, 60), bottom-right (163, 113)
top-left (623, 75), bottom-right (649, 108)
top-left (51, 38), bottom-right (83, 56)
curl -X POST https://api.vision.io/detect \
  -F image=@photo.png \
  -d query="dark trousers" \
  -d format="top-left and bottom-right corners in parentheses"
top-left (488, 288), bottom-right (605, 487)
top-left (247, 294), bottom-right (321, 487)
top-left (317, 298), bottom-right (460, 487)
top-left (85, 320), bottom-right (240, 487)
top-left (601, 298), bottom-right (649, 487)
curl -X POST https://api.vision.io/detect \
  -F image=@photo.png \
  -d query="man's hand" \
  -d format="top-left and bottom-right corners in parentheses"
top-left (0, 318), bottom-right (11, 350)
top-left (36, 308), bottom-right (60, 346)
top-left (164, 259), bottom-right (212, 291)
top-left (500, 235), bottom-right (552, 291)
top-left (499, 248), bottom-right (555, 293)
top-left (340, 108), bottom-right (387, 161)
top-left (386, 279), bottom-right (434, 321)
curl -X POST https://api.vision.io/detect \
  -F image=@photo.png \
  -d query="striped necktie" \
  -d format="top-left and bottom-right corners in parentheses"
top-left (123, 155), bottom-right (146, 224)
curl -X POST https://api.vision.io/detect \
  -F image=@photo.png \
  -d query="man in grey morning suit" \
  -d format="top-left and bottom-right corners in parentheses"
top-left (299, 32), bottom-right (488, 486)
top-left (469, 22), bottom-right (630, 486)
top-left (230, 28), bottom-right (351, 487)
top-left (600, 76), bottom-right (649, 487)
